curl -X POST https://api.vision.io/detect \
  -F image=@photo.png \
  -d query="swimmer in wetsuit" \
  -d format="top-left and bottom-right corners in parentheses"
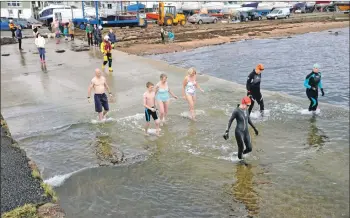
top-left (223, 96), bottom-right (259, 160)
top-left (246, 64), bottom-right (265, 115)
top-left (304, 63), bottom-right (325, 112)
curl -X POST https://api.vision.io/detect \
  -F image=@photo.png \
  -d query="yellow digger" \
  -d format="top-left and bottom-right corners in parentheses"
top-left (158, 2), bottom-right (186, 26)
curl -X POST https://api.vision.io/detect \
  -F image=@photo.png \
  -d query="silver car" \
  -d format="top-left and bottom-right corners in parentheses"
top-left (188, 14), bottom-right (218, 24)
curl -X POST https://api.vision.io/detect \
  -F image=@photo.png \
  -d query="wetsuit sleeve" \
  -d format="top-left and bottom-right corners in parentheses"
top-left (246, 72), bottom-right (254, 91)
top-left (318, 73), bottom-right (323, 89)
top-left (226, 109), bottom-right (237, 131)
top-left (248, 115), bottom-right (256, 129)
top-left (304, 73), bottom-right (313, 89)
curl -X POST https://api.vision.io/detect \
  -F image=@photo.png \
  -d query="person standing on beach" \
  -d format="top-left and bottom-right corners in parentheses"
top-left (88, 68), bottom-right (113, 121)
top-left (35, 33), bottom-right (46, 64)
top-left (9, 20), bottom-right (16, 38)
top-left (144, 82), bottom-right (160, 136)
top-left (51, 18), bottom-right (60, 44)
top-left (108, 29), bottom-right (117, 49)
top-left (304, 63), bottom-right (325, 112)
top-left (68, 20), bottom-right (75, 40)
top-left (15, 25), bottom-right (23, 50)
top-left (63, 23), bottom-right (69, 41)
top-left (246, 64), bottom-right (265, 115)
top-left (182, 67), bottom-right (204, 121)
top-left (160, 27), bottom-right (165, 43)
top-left (155, 74), bottom-right (178, 126)
top-left (85, 23), bottom-right (93, 46)
top-left (223, 96), bottom-right (259, 160)
top-left (101, 35), bottom-right (113, 73)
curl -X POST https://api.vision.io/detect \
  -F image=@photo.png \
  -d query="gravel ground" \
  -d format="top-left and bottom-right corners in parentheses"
top-left (1, 118), bottom-right (51, 214)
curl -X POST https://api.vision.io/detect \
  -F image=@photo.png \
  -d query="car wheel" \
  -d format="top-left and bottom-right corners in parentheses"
top-left (286, 15), bottom-right (289, 19)
top-left (274, 16), bottom-right (278, 20)
top-left (258, 16), bottom-right (262, 21)
top-left (213, 19), bottom-right (217, 24)
top-left (198, 20), bottom-right (203, 25)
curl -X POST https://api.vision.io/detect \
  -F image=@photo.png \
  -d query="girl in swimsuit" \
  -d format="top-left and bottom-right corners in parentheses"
top-left (182, 67), bottom-right (204, 121)
top-left (155, 74), bottom-right (178, 126)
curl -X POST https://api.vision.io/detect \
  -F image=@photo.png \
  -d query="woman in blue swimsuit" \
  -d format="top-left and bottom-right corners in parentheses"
top-left (155, 74), bottom-right (178, 125)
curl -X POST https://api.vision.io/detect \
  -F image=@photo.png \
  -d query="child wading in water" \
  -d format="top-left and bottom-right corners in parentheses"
top-left (35, 33), bottom-right (46, 64)
top-left (143, 82), bottom-right (160, 136)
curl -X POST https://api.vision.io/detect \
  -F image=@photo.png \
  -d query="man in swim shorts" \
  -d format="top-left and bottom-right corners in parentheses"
top-left (223, 96), bottom-right (259, 160)
top-left (87, 68), bottom-right (113, 121)
top-left (144, 82), bottom-right (160, 136)
top-left (304, 63), bottom-right (325, 112)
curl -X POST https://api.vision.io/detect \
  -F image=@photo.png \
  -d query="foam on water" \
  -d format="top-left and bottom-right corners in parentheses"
top-left (180, 110), bottom-right (206, 119)
top-left (91, 117), bottom-right (116, 124)
top-left (44, 167), bottom-right (94, 187)
top-left (300, 108), bottom-right (321, 115)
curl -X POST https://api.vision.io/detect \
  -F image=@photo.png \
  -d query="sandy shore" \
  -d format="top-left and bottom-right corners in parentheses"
top-left (73, 13), bottom-right (348, 56)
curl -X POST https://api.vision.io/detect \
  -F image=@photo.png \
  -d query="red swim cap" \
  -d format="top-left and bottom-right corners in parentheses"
top-left (241, 96), bottom-right (251, 105)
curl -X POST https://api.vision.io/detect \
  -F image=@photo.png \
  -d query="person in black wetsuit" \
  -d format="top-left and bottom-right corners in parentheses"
top-left (223, 96), bottom-right (259, 160)
top-left (304, 63), bottom-right (325, 112)
top-left (246, 64), bottom-right (265, 115)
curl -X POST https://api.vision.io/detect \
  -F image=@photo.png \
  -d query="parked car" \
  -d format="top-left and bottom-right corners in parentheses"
top-left (0, 17), bottom-right (10, 30)
top-left (239, 11), bottom-right (250, 22)
top-left (188, 14), bottom-right (218, 24)
top-left (247, 11), bottom-right (262, 21)
top-left (16, 18), bottom-right (31, 29)
top-left (26, 17), bottom-right (43, 28)
top-left (266, 8), bottom-right (290, 20)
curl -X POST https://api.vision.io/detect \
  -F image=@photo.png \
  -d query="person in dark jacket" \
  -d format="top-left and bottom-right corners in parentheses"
top-left (246, 64), bottom-right (265, 115)
top-left (15, 25), bottom-right (23, 50)
top-left (304, 63), bottom-right (325, 112)
top-left (93, 24), bottom-right (102, 47)
top-left (108, 29), bottom-right (117, 48)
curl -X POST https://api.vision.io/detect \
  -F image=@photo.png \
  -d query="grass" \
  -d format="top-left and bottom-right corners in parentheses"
top-left (41, 183), bottom-right (58, 203)
top-left (1, 204), bottom-right (38, 218)
top-left (97, 138), bottom-right (113, 158)
top-left (31, 169), bottom-right (41, 180)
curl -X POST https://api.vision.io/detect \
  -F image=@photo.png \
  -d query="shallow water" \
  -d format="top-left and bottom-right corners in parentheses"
top-left (149, 28), bottom-right (350, 107)
top-left (1, 33), bottom-right (349, 218)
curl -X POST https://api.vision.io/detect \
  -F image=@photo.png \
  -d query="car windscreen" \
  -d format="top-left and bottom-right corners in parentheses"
top-left (270, 10), bottom-right (279, 14)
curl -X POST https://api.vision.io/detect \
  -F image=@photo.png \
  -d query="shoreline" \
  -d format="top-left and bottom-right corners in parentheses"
top-left (1, 114), bottom-right (65, 217)
top-left (117, 20), bottom-right (349, 56)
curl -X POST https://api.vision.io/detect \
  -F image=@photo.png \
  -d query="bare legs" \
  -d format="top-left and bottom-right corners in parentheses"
top-left (185, 94), bottom-right (196, 121)
top-left (157, 100), bottom-right (169, 126)
top-left (98, 110), bottom-right (108, 121)
top-left (145, 120), bottom-right (160, 136)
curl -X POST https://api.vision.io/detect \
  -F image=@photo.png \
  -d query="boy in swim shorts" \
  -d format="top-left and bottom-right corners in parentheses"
top-left (143, 82), bottom-right (160, 136)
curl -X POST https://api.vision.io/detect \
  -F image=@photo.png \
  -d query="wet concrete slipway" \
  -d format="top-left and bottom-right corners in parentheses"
top-left (1, 37), bottom-right (349, 218)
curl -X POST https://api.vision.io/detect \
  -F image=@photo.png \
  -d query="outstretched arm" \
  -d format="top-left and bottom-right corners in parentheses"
top-left (248, 115), bottom-right (259, 135)
top-left (104, 81), bottom-right (111, 95)
top-left (226, 110), bottom-right (237, 131)
top-left (304, 73), bottom-right (312, 89)
top-left (318, 74), bottom-right (323, 89)
top-left (182, 77), bottom-right (187, 98)
top-left (195, 81), bottom-right (204, 92)
top-left (246, 71), bottom-right (254, 91)
top-left (248, 116), bottom-right (256, 129)
top-left (88, 81), bottom-right (94, 98)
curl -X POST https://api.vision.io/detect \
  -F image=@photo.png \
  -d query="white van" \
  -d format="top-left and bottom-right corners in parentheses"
top-left (266, 8), bottom-right (290, 20)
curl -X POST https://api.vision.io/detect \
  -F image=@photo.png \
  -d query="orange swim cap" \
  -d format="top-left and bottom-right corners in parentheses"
top-left (241, 96), bottom-right (251, 105)
top-left (256, 64), bottom-right (264, 72)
